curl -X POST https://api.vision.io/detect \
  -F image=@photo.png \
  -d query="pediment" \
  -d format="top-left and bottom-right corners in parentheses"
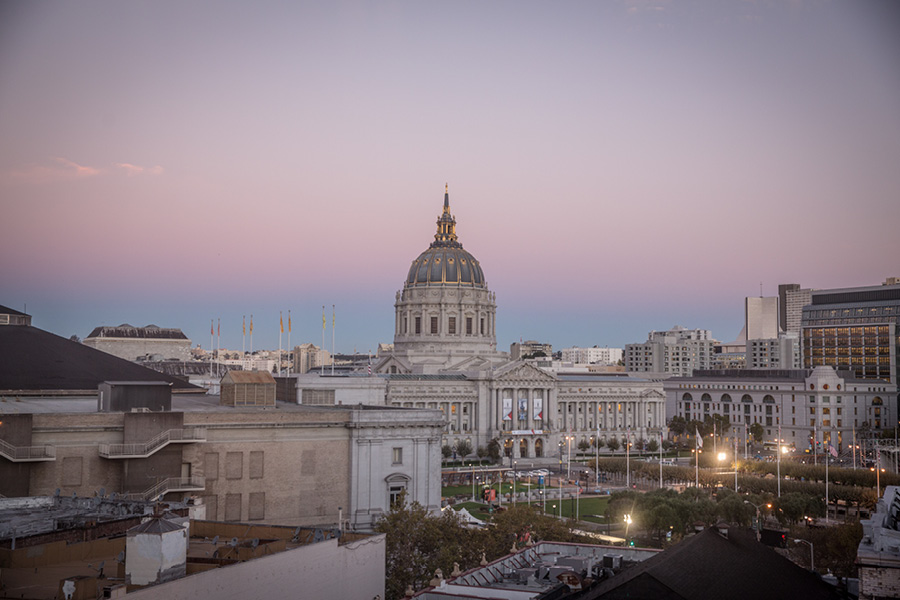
top-left (493, 361), bottom-right (557, 383)
top-left (641, 388), bottom-right (666, 400)
top-left (375, 354), bottom-right (412, 374)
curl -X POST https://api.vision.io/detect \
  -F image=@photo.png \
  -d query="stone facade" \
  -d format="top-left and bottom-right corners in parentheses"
top-left (1, 399), bottom-right (442, 532)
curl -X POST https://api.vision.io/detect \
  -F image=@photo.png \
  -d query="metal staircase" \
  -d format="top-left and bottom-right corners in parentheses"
top-left (124, 476), bottom-right (205, 502)
top-left (0, 438), bottom-right (56, 462)
top-left (99, 427), bottom-right (206, 459)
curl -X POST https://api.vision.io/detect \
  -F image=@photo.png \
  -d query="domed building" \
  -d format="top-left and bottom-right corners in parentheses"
top-left (384, 185), bottom-right (504, 374)
top-left (368, 187), bottom-right (667, 463)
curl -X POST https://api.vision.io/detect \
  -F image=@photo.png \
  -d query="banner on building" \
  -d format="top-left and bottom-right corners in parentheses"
top-left (502, 397), bottom-right (513, 421)
top-left (533, 395), bottom-right (543, 421)
top-left (517, 396), bottom-right (527, 421)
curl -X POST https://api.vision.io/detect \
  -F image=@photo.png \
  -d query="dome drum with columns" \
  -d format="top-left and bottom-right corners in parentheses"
top-left (390, 186), bottom-right (500, 370)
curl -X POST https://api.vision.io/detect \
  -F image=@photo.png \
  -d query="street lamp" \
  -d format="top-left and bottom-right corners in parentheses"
top-left (513, 460), bottom-right (517, 505)
top-left (624, 514), bottom-right (633, 541)
top-left (794, 538), bottom-right (814, 571)
top-left (744, 500), bottom-right (771, 541)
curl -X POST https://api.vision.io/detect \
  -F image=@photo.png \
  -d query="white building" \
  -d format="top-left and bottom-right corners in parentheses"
top-left (560, 346), bottom-right (624, 365)
top-left (665, 366), bottom-right (896, 450)
top-left (745, 297), bottom-right (779, 340)
top-left (747, 333), bottom-right (801, 370)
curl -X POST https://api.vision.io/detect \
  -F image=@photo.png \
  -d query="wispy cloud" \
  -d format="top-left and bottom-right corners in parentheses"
top-left (1, 157), bottom-right (102, 184)
top-left (114, 162), bottom-right (164, 176)
top-left (54, 157), bottom-right (101, 177)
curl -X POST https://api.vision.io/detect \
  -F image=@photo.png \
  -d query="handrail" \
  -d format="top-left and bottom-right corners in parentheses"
top-left (124, 476), bottom-right (205, 502)
top-left (0, 438), bottom-right (56, 462)
top-left (99, 427), bottom-right (206, 458)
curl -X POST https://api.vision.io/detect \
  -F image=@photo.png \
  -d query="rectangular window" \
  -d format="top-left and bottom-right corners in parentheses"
top-left (249, 451), bottom-right (264, 479)
top-left (466, 317), bottom-right (473, 335)
top-left (431, 316), bottom-right (438, 334)
top-left (415, 317), bottom-right (421, 334)
top-left (392, 447), bottom-right (403, 465)
top-left (448, 317), bottom-right (456, 335)
top-left (226, 452), bottom-right (243, 480)
top-left (249, 492), bottom-right (265, 520)
top-left (390, 485), bottom-right (406, 507)
top-left (480, 318), bottom-right (485, 335)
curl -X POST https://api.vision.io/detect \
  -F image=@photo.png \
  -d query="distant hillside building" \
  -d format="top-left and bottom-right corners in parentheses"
top-left (292, 343), bottom-right (332, 374)
top-left (560, 346), bottom-right (624, 365)
top-left (510, 340), bottom-right (553, 360)
top-left (84, 324), bottom-right (191, 362)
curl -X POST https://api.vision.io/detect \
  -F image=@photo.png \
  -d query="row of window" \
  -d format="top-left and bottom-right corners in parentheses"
top-left (402, 315), bottom-right (487, 335)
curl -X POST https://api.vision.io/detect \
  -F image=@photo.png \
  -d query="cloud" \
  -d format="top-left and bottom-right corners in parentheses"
top-left (114, 162), bottom-right (164, 176)
top-left (1, 157), bottom-right (102, 184)
top-left (53, 157), bottom-right (101, 177)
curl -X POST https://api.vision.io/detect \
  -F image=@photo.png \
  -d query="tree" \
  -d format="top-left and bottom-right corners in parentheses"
top-left (668, 416), bottom-right (687, 437)
top-left (750, 423), bottom-right (764, 444)
top-left (577, 439), bottom-right (591, 453)
top-left (476, 445), bottom-right (488, 460)
top-left (606, 437), bottom-right (620, 452)
top-left (647, 438), bottom-right (659, 453)
top-left (69, 334), bottom-right (81, 343)
top-left (441, 445), bottom-right (453, 459)
top-left (375, 492), bottom-right (480, 600)
top-left (455, 440), bottom-right (473, 459)
top-left (487, 439), bottom-right (502, 463)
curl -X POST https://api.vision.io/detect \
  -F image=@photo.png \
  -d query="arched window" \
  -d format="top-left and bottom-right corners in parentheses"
top-left (741, 394), bottom-right (753, 403)
top-left (386, 473), bottom-right (411, 507)
top-left (721, 394), bottom-right (732, 403)
top-left (519, 438), bottom-right (528, 458)
top-left (701, 393), bottom-right (712, 403)
top-left (873, 396), bottom-right (884, 405)
top-left (682, 393), bottom-right (693, 402)
top-left (763, 395), bottom-right (775, 404)
top-left (535, 438), bottom-right (544, 457)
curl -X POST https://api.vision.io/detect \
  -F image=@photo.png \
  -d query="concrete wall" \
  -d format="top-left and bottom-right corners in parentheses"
top-left (123, 412), bottom-right (185, 495)
top-left (124, 534), bottom-right (385, 600)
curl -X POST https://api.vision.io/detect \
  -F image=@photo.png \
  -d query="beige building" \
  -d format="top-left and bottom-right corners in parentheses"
top-left (0, 394), bottom-right (443, 532)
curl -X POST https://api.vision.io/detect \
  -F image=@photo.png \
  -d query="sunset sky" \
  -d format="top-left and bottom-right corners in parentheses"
top-left (2, 1), bottom-right (899, 354)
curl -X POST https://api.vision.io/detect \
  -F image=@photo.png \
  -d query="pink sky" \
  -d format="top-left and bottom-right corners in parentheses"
top-left (2, 1), bottom-right (899, 352)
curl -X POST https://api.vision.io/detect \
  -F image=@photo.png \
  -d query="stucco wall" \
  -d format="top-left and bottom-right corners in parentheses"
top-left (124, 535), bottom-right (385, 600)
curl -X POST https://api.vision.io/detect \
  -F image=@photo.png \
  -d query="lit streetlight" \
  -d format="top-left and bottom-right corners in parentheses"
top-left (624, 514), bottom-right (633, 541)
top-left (744, 500), bottom-right (771, 541)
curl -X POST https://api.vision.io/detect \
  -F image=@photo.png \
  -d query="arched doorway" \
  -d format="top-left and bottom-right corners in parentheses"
top-left (534, 438), bottom-right (544, 457)
top-left (519, 438), bottom-right (528, 458)
top-left (504, 438), bottom-right (513, 458)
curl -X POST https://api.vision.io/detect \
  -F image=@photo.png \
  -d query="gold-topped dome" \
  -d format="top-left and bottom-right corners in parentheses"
top-left (405, 186), bottom-right (486, 287)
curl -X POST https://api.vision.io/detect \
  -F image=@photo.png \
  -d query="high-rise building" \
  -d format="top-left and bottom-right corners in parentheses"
top-left (745, 297), bottom-right (779, 340)
top-left (779, 284), bottom-right (814, 336)
top-left (801, 282), bottom-right (900, 387)
top-left (624, 326), bottom-right (718, 376)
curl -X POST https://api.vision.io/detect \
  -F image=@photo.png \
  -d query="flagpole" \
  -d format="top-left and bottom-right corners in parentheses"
top-left (242, 315), bottom-right (246, 361)
top-left (853, 425), bottom-right (857, 470)
top-left (695, 427), bottom-right (702, 488)
top-left (626, 429), bottom-right (630, 489)
top-left (209, 320), bottom-right (214, 378)
top-left (825, 440), bottom-right (830, 522)
top-left (287, 310), bottom-right (292, 376)
top-left (777, 423), bottom-right (782, 498)
top-left (216, 318), bottom-right (220, 379)
top-left (250, 314), bottom-right (254, 358)
top-left (659, 431), bottom-right (663, 489)
top-left (321, 305), bottom-right (325, 376)
top-left (279, 311), bottom-right (283, 376)
top-left (331, 304), bottom-right (335, 376)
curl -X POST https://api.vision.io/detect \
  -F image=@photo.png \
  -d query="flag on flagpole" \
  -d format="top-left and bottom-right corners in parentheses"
top-left (211, 320), bottom-right (214, 335)
top-left (242, 315), bottom-right (246, 336)
top-left (828, 444), bottom-right (838, 458)
top-left (696, 427), bottom-right (703, 448)
top-left (288, 310), bottom-right (291, 333)
top-left (217, 319), bottom-right (220, 337)
top-left (249, 315), bottom-right (253, 334)
top-left (280, 312), bottom-right (284, 333)
top-left (322, 306), bottom-right (326, 330)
